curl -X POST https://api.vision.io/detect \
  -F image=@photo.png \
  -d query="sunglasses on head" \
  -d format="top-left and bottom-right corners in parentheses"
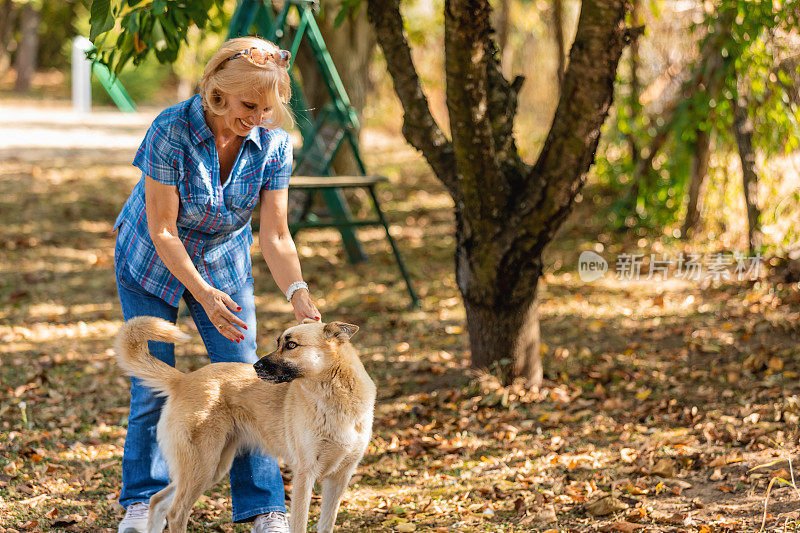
top-left (224, 47), bottom-right (291, 69)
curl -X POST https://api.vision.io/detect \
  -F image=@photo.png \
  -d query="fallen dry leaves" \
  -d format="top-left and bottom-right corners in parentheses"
top-left (2, 108), bottom-right (800, 532)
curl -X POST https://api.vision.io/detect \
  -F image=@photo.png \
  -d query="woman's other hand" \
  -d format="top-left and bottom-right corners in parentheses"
top-left (197, 286), bottom-right (248, 342)
top-left (290, 289), bottom-right (321, 324)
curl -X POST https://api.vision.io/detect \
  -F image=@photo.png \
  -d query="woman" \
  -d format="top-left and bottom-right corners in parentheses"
top-left (113, 37), bottom-right (319, 533)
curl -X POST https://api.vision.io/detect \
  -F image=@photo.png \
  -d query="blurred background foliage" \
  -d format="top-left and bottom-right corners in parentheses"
top-left (598, 0), bottom-right (800, 253)
top-left (2, 0), bottom-right (800, 255)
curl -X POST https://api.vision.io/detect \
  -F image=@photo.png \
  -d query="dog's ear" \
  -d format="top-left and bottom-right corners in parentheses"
top-left (323, 322), bottom-right (359, 341)
top-left (301, 318), bottom-right (318, 325)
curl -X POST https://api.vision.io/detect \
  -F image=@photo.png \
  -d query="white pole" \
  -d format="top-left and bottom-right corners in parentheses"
top-left (72, 37), bottom-right (92, 113)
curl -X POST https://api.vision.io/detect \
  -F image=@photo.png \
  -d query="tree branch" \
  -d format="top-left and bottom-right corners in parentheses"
top-left (444, 0), bottom-right (507, 235)
top-left (486, 47), bottom-right (527, 181)
top-left (524, 0), bottom-right (630, 229)
top-left (366, 0), bottom-right (459, 199)
top-left (496, 0), bottom-right (631, 302)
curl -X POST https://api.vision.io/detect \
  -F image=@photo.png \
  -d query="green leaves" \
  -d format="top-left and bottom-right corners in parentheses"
top-left (151, 18), bottom-right (166, 51)
top-left (89, 0), bottom-right (114, 42)
top-left (599, 0), bottom-right (800, 231)
top-left (88, 0), bottom-right (227, 75)
top-left (334, 0), bottom-right (364, 28)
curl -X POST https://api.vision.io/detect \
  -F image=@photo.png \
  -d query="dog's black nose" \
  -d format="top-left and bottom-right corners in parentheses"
top-left (254, 355), bottom-right (301, 384)
top-left (253, 350), bottom-right (277, 373)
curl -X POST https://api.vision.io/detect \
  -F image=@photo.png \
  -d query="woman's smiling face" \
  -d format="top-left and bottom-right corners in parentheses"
top-left (221, 91), bottom-right (274, 136)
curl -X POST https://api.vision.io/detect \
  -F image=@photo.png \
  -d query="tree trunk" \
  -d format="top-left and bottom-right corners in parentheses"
top-left (628, 0), bottom-right (640, 105)
top-left (14, 1), bottom-right (39, 92)
top-left (176, 78), bottom-right (193, 102)
top-left (625, 0), bottom-right (641, 165)
top-left (732, 92), bottom-right (763, 253)
top-left (367, 0), bottom-right (631, 387)
top-left (0, 0), bottom-right (17, 78)
top-left (553, 0), bottom-right (566, 90)
top-left (173, 26), bottom-right (201, 102)
top-left (294, 1), bottom-right (375, 176)
top-left (495, 0), bottom-right (512, 78)
top-left (681, 128), bottom-right (710, 239)
top-left (463, 288), bottom-right (542, 384)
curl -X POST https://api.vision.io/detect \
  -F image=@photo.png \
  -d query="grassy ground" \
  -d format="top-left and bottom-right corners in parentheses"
top-left (1, 102), bottom-right (800, 532)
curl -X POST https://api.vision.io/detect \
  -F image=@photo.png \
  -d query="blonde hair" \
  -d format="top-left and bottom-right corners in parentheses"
top-left (199, 37), bottom-right (294, 131)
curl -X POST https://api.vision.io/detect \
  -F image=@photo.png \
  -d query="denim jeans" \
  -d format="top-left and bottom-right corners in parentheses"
top-left (115, 247), bottom-right (286, 522)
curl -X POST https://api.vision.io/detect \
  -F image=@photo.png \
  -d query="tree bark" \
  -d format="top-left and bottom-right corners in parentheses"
top-left (367, 0), bottom-right (631, 386)
top-left (495, 0), bottom-right (512, 78)
top-left (731, 91), bottom-right (763, 253)
top-left (14, 1), bottom-right (39, 92)
top-left (0, 0), bottom-right (17, 78)
top-left (681, 128), bottom-right (710, 239)
top-left (365, 0), bottom-right (459, 197)
top-left (625, 0), bottom-right (641, 165)
top-left (173, 26), bottom-right (202, 102)
top-left (464, 289), bottom-right (541, 384)
top-left (553, 0), bottom-right (566, 90)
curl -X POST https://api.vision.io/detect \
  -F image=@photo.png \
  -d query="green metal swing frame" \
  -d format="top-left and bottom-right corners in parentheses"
top-left (94, 0), bottom-right (419, 307)
top-left (228, 0), bottom-right (418, 308)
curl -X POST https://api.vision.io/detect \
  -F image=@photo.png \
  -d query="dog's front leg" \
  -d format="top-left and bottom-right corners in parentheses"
top-left (290, 469), bottom-right (315, 533)
top-left (148, 483), bottom-right (175, 533)
top-left (316, 461), bottom-right (358, 533)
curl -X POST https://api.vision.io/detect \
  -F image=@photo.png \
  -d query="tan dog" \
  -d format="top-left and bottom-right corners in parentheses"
top-left (114, 316), bottom-right (376, 533)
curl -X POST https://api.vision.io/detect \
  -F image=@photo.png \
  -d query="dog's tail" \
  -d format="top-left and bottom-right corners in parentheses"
top-left (114, 316), bottom-right (191, 395)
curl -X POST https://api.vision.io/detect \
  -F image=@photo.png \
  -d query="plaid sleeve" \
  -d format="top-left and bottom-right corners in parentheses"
top-left (264, 132), bottom-right (292, 191)
top-left (132, 122), bottom-right (181, 185)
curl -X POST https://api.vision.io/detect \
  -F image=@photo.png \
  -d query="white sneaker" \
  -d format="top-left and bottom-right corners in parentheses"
top-left (252, 511), bottom-right (290, 533)
top-left (118, 502), bottom-right (149, 533)
top-left (118, 501), bottom-right (165, 533)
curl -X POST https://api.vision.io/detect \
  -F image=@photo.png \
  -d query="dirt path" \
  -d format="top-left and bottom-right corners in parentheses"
top-left (1, 101), bottom-right (799, 532)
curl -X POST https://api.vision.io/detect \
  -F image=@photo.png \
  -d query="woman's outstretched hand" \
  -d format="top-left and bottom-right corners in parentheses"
top-left (197, 286), bottom-right (248, 342)
top-left (290, 289), bottom-right (321, 324)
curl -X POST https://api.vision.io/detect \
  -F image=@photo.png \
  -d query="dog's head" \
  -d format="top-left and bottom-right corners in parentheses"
top-left (253, 320), bottom-right (359, 383)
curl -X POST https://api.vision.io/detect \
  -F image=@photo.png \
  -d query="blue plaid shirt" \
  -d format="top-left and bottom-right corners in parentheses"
top-left (114, 94), bottom-right (292, 305)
